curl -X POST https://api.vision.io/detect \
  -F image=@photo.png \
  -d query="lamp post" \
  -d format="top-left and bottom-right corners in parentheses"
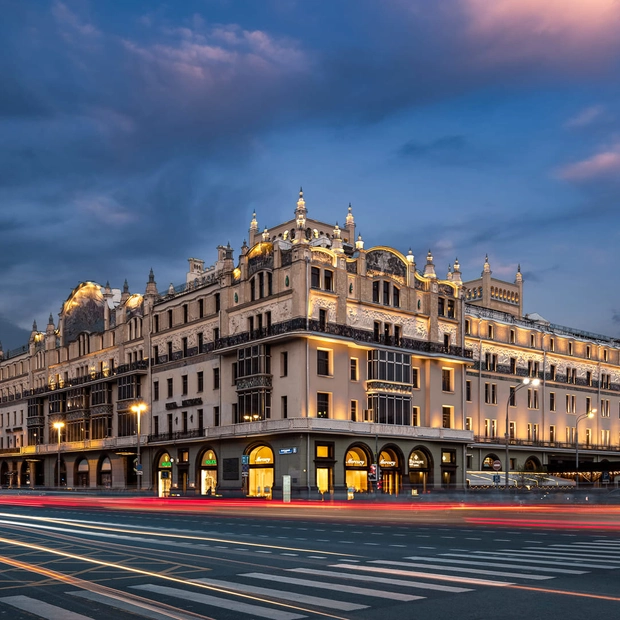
top-left (130, 401), bottom-right (147, 491)
top-left (505, 378), bottom-right (540, 488)
top-left (575, 409), bottom-right (596, 480)
top-left (52, 421), bottom-right (65, 488)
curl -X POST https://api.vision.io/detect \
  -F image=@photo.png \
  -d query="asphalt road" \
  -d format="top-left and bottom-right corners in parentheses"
top-left (0, 497), bottom-right (618, 620)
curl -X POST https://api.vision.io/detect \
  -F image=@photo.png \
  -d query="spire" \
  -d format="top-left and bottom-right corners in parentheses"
top-left (295, 187), bottom-right (307, 228)
top-left (121, 279), bottom-right (130, 303)
top-left (145, 268), bottom-right (158, 296)
top-left (250, 211), bottom-right (258, 232)
top-left (515, 263), bottom-right (523, 283)
top-left (123, 279), bottom-right (129, 293)
top-left (48, 313), bottom-right (54, 326)
top-left (32, 320), bottom-right (38, 332)
top-left (451, 258), bottom-right (462, 284)
top-left (345, 203), bottom-right (354, 228)
top-left (406, 248), bottom-right (415, 264)
top-left (423, 249), bottom-right (437, 279)
top-left (446, 264), bottom-right (453, 281)
top-left (482, 254), bottom-right (491, 275)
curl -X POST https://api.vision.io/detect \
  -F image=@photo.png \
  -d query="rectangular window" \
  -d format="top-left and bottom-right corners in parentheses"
top-left (154, 315), bottom-right (159, 333)
top-left (466, 380), bottom-right (472, 402)
top-left (215, 293), bottom-right (220, 313)
top-left (510, 358), bottom-right (516, 374)
top-left (586, 371), bottom-right (592, 386)
top-left (281, 351), bottom-right (288, 377)
top-left (442, 406), bottom-right (452, 429)
top-left (447, 299), bottom-right (455, 318)
top-left (167, 378), bottom-right (173, 399)
top-left (527, 388), bottom-right (538, 409)
top-left (601, 429), bottom-right (610, 446)
top-left (183, 305), bottom-right (188, 323)
top-left (509, 386), bottom-right (516, 407)
top-left (530, 334), bottom-right (535, 347)
top-left (549, 364), bottom-right (556, 381)
top-left (311, 267), bottom-right (321, 289)
top-left (182, 374), bottom-right (188, 395)
top-left (282, 395), bottom-right (288, 419)
top-left (549, 391), bottom-right (556, 412)
top-left (350, 400), bottom-right (357, 421)
top-left (153, 380), bottom-right (159, 401)
top-left (372, 281), bottom-right (380, 303)
top-left (197, 371), bottom-right (204, 392)
top-left (198, 299), bottom-right (204, 318)
top-left (484, 383), bottom-right (497, 405)
top-left (549, 337), bottom-right (555, 351)
top-left (438, 298), bottom-right (445, 317)
top-left (509, 421), bottom-right (516, 439)
top-left (465, 416), bottom-right (472, 431)
top-left (383, 281), bottom-right (390, 305)
top-left (412, 367), bottom-right (420, 389)
top-left (412, 406), bottom-right (420, 426)
top-left (317, 392), bottom-right (330, 418)
top-left (350, 358), bottom-right (358, 381)
top-left (569, 342), bottom-right (573, 356)
top-left (485, 353), bottom-right (497, 371)
top-left (441, 368), bottom-right (453, 392)
top-left (319, 309), bottom-right (327, 330)
top-left (586, 345), bottom-right (591, 359)
top-left (213, 368), bottom-right (220, 390)
top-left (317, 350), bottom-right (331, 376)
top-left (488, 324), bottom-right (494, 339)
top-left (214, 406), bottom-right (220, 427)
top-left (393, 286), bottom-right (400, 308)
top-left (549, 425), bottom-right (556, 443)
top-left (465, 319), bottom-right (471, 335)
top-left (510, 329), bottom-right (515, 344)
top-left (324, 269), bottom-right (333, 291)
top-left (168, 309), bottom-right (173, 329)
top-left (601, 399), bottom-right (610, 417)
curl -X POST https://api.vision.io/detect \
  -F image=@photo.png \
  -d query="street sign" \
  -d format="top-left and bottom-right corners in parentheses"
top-left (241, 455), bottom-right (249, 465)
top-left (492, 460), bottom-right (502, 471)
top-left (602, 471), bottom-right (610, 484)
top-left (493, 474), bottom-right (500, 484)
top-left (136, 471), bottom-right (143, 476)
top-left (279, 447), bottom-right (298, 455)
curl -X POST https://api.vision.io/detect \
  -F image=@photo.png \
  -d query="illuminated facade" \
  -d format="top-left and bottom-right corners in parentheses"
top-left (0, 190), bottom-right (618, 495)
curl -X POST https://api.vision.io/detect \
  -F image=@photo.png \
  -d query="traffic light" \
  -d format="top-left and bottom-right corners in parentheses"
top-left (368, 464), bottom-right (377, 482)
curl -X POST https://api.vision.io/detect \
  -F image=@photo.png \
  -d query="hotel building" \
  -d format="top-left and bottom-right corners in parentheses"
top-left (0, 191), bottom-right (618, 496)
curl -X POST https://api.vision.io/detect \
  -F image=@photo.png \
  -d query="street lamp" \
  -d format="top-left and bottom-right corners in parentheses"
top-left (575, 409), bottom-right (596, 479)
top-left (505, 377), bottom-right (540, 488)
top-left (52, 421), bottom-right (65, 488)
top-left (130, 401), bottom-right (147, 491)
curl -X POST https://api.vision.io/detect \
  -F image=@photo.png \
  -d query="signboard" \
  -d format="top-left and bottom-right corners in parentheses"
top-left (241, 455), bottom-right (249, 465)
top-left (493, 474), bottom-right (500, 484)
top-left (602, 471), bottom-right (610, 484)
top-left (279, 447), bottom-right (298, 455)
top-left (136, 471), bottom-right (143, 476)
top-left (282, 475), bottom-right (291, 503)
top-left (492, 460), bottom-right (502, 471)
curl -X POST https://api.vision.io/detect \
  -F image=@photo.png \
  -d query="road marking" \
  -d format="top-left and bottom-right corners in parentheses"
top-left (132, 584), bottom-right (305, 620)
top-left (243, 572), bottom-right (422, 601)
top-left (328, 564), bottom-right (512, 587)
top-left (69, 591), bottom-right (199, 620)
top-left (291, 568), bottom-right (470, 593)
top-left (373, 560), bottom-right (552, 580)
top-left (431, 554), bottom-right (587, 574)
top-left (472, 551), bottom-right (616, 569)
top-left (192, 578), bottom-right (368, 611)
top-left (0, 596), bottom-right (94, 620)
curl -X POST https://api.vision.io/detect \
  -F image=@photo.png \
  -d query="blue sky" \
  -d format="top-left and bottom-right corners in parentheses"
top-left (2, 0), bottom-right (620, 349)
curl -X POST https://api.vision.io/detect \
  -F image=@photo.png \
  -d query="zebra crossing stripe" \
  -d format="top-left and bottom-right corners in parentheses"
top-left (130, 584), bottom-right (305, 620)
top-left (288, 568), bottom-right (471, 593)
top-left (427, 554), bottom-right (587, 574)
top-left (0, 596), bottom-right (94, 620)
top-left (328, 564), bottom-right (513, 587)
top-left (68, 590), bottom-right (199, 620)
top-left (372, 559), bottom-right (552, 580)
top-left (242, 572), bottom-right (423, 601)
top-left (471, 551), bottom-right (618, 569)
top-left (191, 578), bottom-right (368, 611)
top-left (498, 549), bottom-right (620, 567)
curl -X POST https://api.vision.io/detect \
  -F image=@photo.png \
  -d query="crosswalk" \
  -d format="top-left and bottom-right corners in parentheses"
top-left (1, 538), bottom-right (619, 619)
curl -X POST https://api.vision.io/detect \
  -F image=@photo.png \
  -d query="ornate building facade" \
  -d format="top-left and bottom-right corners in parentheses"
top-left (0, 190), bottom-right (618, 496)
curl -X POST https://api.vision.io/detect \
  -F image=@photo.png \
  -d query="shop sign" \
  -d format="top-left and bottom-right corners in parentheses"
top-left (409, 453), bottom-right (426, 468)
top-left (279, 447), bottom-right (297, 455)
top-left (380, 459), bottom-right (396, 467)
top-left (346, 458), bottom-right (366, 467)
top-left (255, 455), bottom-right (273, 464)
top-left (203, 459), bottom-right (217, 466)
top-left (182, 398), bottom-right (203, 407)
top-left (160, 461), bottom-right (172, 468)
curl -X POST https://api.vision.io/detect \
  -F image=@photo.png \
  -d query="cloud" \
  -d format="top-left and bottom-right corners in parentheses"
top-left (565, 105), bottom-right (607, 129)
top-left (558, 147), bottom-right (620, 182)
top-left (462, 0), bottom-right (620, 70)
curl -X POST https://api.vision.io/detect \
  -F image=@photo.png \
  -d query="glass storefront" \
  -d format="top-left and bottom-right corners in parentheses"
top-left (157, 452), bottom-right (172, 497)
top-left (200, 449), bottom-right (218, 495)
top-left (378, 449), bottom-right (401, 495)
top-left (409, 449), bottom-right (431, 493)
top-left (247, 445), bottom-right (274, 498)
top-left (344, 446), bottom-right (370, 493)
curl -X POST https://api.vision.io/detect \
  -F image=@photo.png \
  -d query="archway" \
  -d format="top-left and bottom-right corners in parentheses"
top-left (198, 448), bottom-right (218, 495)
top-left (408, 447), bottom-right (433, 493)
top-left (482, 453), bottom-right (502, 470)
top-left (246, 445), bottom-right (274, 498)
top-left (156, 452), bottom-right (173, 497)
top-left (378, 445), bottom-right (403, 496)
top-left (98, 455), bottom-right (112, 489)
top-left (344, 444), bottom-right (372, 494)
top-left (75, 458), bottom-right (90, 487)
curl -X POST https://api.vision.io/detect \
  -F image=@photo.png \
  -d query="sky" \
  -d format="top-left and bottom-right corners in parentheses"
top-left (2, 0), bottom-right (620, 350)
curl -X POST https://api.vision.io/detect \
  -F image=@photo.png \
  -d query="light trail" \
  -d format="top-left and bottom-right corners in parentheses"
top-left (0, 554), bottom-right (216, 620)
top-left (0, 512), bottom-right (359, 557)
top-left (0, 536), bottom-right (350, 620)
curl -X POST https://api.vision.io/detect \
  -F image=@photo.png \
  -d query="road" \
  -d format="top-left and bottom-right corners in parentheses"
top-left (0, 495), bottom-right (618, 619)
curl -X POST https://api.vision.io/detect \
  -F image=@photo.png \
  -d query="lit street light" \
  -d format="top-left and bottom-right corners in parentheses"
top-left (575, 409), bottom-right (596, 482)
top-left (52, 421), bottom-right (65, 488)
top-left (505, 377), bottom-right (540, 488)
top-left (130, 401), bottom-right (147, 491)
